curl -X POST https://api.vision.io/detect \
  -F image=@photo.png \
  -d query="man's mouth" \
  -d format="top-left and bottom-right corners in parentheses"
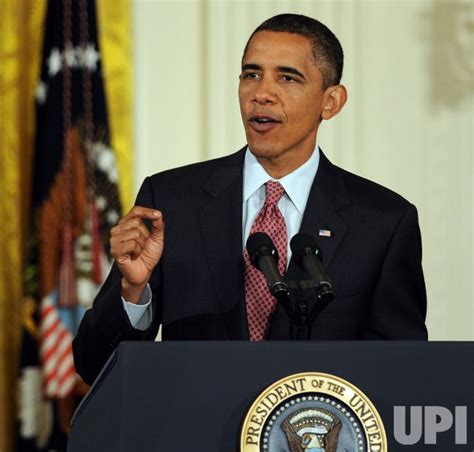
top-left (248, 115), bottom-right (281, 132)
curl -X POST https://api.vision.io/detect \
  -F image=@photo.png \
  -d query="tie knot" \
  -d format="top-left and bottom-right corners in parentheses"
top-left (265, 181), bottom-right (285, 206)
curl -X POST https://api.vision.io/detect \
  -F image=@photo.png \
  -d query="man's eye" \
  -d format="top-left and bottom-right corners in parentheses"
top-left (242, 72), bottom-right (259, 79)
top-left (281, 75), bottom-right (295, 82)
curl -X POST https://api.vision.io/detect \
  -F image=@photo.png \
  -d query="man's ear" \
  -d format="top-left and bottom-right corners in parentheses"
top-left (321, 85), bottom-right (347, 120)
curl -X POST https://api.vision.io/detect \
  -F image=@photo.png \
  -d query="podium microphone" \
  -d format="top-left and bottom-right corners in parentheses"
top-left (246, 232), bottom-right (288, 297)
top-left (290, 232), bottom-right (334, 303)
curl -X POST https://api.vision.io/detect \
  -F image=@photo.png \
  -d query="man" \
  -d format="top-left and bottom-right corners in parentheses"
top-left (73, 14), bottom-right (427, 385)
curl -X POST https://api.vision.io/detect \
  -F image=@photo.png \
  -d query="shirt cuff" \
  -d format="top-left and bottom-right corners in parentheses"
top-left (121, 284), bottom-right (153, 331)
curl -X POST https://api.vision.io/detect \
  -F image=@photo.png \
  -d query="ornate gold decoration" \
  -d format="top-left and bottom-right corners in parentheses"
top-left (241, 372), bottom-right (387, 452)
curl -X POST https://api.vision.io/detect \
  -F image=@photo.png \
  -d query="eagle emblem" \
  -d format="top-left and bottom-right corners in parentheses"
top-left (282, 408), bottom-right (342, 452)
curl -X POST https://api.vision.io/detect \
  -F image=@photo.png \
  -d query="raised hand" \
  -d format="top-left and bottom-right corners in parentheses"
top-left (110, 206), bottom-right (164, 302)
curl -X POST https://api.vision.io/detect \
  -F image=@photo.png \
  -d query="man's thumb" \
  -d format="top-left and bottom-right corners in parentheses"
top-left (149, 217), bottom-right (164, 243)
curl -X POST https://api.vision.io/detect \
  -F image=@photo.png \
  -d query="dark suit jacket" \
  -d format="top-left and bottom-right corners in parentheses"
top-left (73, 148), bottom-right (427, 384)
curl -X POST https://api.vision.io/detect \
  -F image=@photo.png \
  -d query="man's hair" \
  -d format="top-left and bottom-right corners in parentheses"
top-left (243, 13), bottom-right (344, 89)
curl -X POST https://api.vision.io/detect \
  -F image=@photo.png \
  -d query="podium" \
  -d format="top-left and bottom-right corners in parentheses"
top-left (68, 342), bottom-right (473, 451)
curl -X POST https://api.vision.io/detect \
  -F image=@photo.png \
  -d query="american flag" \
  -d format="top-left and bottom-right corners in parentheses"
top-left (319, 228), bottom-right (332, 238)
top-left (18, 0), bottom-right (122, 449)
top-left (39, 295), bottom-right (76, 398)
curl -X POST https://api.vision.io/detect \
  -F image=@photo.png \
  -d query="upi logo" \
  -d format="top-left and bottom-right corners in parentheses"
top-left (393, 406), bottom-right (468, 445)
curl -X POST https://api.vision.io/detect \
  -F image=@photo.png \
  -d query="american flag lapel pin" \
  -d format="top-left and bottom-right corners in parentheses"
top-left (318, 228), bottom-right (332, 238)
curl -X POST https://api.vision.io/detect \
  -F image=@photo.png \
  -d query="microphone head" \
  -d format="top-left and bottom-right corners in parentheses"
top-left (246, 232), bottom-right (279, 270)
top-left (290, 232), bottom-right (323, 263)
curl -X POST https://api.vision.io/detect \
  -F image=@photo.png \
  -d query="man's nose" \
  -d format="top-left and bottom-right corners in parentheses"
top-left (253, 77), bottom-right (277, 105)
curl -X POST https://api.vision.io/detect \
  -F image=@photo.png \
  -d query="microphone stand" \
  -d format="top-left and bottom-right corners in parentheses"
top-left (280, 279), bottom-right (334, 340)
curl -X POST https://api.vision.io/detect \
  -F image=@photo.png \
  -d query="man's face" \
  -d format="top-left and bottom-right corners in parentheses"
top-left (239, 31), bottom-right (327, 176)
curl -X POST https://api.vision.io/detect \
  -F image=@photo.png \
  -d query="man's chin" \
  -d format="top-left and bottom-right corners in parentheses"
top-left (247, 142), bottom-right (281, 161)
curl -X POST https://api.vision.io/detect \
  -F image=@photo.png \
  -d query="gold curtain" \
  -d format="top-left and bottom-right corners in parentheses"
top-left (0, 1), bottom-right (133, 451)
top-left (97, 0), bottom-right (134, 211)
top-left (0, 2), bottom-right (46, 451)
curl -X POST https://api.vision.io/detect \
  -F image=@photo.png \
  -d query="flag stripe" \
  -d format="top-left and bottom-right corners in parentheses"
top-left (40, 296), bottom-right (75, 397)
top-left (41, 329), bottom-right (69, 369)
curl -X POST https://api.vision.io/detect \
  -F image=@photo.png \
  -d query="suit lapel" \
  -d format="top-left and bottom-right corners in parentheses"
top-left (287, 150), bottom-right (351, 280)
top-left (198, 149), bottom-right (249, 340)
top-left (197, 148), bottom-right (350, 339)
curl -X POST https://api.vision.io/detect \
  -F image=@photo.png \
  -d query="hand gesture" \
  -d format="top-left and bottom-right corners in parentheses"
top-left (110, 206), bottom-right (164, 301)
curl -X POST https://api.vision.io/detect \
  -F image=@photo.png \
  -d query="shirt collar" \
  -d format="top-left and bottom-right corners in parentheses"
top-left (243, 145), bottom-right (320, 215)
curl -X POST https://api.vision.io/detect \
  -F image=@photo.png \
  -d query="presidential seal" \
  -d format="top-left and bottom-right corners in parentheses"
top-left (240, 372), bottom-right (387, 452)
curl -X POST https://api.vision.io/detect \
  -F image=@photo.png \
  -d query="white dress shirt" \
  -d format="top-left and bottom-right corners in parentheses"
top-left (242, 145), bottom-right (319, 262)
top-left (123, 145), bottom-right (320, 330)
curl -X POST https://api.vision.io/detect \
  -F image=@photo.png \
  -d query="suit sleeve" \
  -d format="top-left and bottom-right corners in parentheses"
top-left (363, 203), bottom-right (428, 340)
top-left (73, 177), bottom-right (162, 385)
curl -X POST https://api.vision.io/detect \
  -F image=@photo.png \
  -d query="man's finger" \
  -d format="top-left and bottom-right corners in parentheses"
top-left (118, 206), bottom-right (162, 224)
top-left (113, 240), bottom-right (143, 263)
top-left (150, 217), bottom-right (165, 240)
top-left (110, 229), bottom-right (147, 249)
top-left (111, 218), bottom-right (150, 238)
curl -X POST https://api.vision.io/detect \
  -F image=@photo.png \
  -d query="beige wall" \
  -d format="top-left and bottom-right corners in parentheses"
top-left (132, 0), bottom-right (474, 340)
